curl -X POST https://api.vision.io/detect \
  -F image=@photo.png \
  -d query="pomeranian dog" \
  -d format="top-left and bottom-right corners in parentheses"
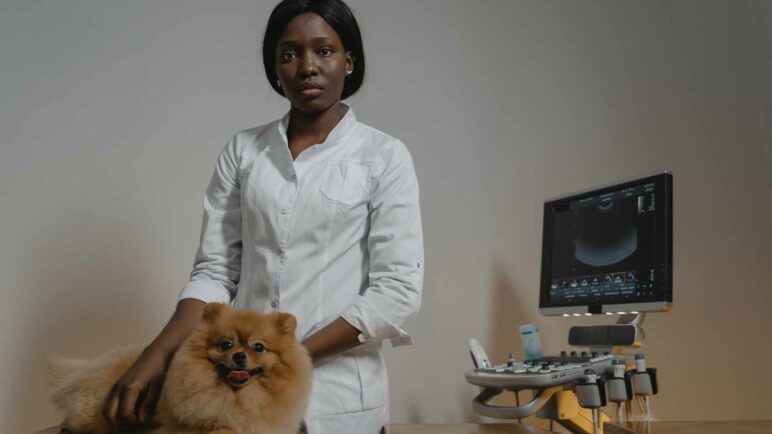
top-left (48, 303), bottom-right (312, 434)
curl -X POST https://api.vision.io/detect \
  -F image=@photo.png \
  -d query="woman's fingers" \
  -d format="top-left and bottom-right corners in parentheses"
top-left (138, 380), bottom-right (162, 424)
top-left (117, 383), bottom-right (142, 428)
top-left (101, 384), bottom-right (121, 427)
top-left (100, 349), bottom-right (170, 429)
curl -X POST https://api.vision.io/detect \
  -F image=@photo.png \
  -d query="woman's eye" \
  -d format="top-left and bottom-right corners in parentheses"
top-left (281, 51), bottom-right (296, 61)
top-left (318, 48), bottom-right (332, 57)
top-left (253, 343), bottom-right (265, 352)
top-left (219, 340), bottom-right (233, 351)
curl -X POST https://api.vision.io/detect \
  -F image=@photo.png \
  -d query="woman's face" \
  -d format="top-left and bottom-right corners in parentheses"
top-left (276, 12), bottom-right (353, 115)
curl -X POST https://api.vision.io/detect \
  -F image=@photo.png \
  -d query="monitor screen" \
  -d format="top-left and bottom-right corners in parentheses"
top-left (539, 173), bottom-right (672, 315)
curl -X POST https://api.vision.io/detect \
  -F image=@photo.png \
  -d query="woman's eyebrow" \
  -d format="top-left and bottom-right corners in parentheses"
top-left (278, 36), bottom-right (337, 47)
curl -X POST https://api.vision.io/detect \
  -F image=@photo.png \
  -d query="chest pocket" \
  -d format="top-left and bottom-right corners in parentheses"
top-left (319, 161), bottom-right (370, 206)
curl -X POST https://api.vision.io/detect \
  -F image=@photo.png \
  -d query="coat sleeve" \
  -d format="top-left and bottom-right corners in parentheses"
top-left (340, 140), bottom-right (424, 346)
top-left (178, 135), bottom-right (242, 303)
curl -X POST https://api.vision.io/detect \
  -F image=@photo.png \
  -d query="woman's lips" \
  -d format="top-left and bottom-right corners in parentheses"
top-left (299, 88), bottom-right (322, 97)
top-left (297, 82), bottom-right (323, 97)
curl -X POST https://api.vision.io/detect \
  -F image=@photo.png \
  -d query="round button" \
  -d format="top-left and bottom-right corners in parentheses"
top-left (281, 209), bottom-right (287, 215)
top-left (270, 301), bottom-right (278, 308)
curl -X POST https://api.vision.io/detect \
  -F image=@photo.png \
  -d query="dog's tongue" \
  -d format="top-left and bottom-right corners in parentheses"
top-left (227, 370), bottom-right (249, 382)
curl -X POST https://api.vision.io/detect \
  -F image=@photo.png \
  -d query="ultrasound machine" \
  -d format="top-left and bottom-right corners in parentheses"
top-left (465, 172), bottom-right (672, 434)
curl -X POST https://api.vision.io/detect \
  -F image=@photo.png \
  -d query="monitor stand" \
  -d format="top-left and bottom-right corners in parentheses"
top-left (568, 313), bottom-right (646, 354)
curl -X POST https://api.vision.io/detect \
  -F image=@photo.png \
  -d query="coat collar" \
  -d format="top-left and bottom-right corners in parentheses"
top-left (277, 103), bottom-right (357, 151)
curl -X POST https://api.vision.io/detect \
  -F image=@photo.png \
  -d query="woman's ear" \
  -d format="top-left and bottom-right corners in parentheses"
top-left (202, 303), bottom-right (227, 322)
top-left (346, 52), bottom-right (354, 74)
top-left (275, 312), bottom-right (297, 335)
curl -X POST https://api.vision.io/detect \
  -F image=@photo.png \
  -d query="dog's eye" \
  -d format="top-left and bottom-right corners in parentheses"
top-left (219, 340), bottom-right (233, 351)
top-left (253, 343), bottom-right (265, 352)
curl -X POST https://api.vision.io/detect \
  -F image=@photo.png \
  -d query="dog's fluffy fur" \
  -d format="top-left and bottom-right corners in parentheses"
top-left (48, 303), bottom-right (312, 434)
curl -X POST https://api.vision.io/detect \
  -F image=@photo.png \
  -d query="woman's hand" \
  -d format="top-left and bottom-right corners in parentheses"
top-left (101, 346), bottom-right (171, 429)
top-left (100, 298), bottom-right (206, 429)
top-left (301, 317), bottom-right (362, 363)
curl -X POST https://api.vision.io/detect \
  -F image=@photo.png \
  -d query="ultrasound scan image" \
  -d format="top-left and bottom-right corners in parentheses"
top-left (574, 201), bottom-right (638, 267)
top-left (552, 192), bottom-right (652, 279)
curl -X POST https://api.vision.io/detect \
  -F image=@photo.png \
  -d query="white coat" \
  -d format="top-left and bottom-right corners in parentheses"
top-left (179, 104), bottom-right (424, 434)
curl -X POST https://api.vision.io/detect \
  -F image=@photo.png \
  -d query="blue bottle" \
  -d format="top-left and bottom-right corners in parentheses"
top-left (519, 323), bottom-right (544, 360)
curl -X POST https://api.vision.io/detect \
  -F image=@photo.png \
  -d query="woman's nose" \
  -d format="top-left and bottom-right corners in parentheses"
top-left (299, 51), bottom-right (319, 76)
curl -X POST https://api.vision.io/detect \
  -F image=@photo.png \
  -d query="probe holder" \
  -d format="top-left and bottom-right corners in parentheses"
top-left (568, 313), bottom-right (646, 352)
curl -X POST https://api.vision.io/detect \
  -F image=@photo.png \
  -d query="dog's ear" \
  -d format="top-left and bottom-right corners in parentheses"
top-left (202, 303), bottom-right (227, 322)
top-left (275, 312), bottom-right (297, 335)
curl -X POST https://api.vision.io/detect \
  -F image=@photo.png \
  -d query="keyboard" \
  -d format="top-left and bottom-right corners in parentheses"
top-left (465, 353), bottom-right (614, 390)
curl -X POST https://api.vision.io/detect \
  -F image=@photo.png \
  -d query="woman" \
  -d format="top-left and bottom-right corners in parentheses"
top-left (102, 1), bottom-right (423, 433)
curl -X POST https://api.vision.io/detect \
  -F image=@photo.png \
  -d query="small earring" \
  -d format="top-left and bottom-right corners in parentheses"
top-left (276, 80), bottom-right (281, 88)
top-left (346, 69), bottom-right (353, 76)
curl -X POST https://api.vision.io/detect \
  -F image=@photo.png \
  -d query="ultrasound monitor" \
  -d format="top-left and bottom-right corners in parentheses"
top-left (539, 172), bottom-right (672, 316)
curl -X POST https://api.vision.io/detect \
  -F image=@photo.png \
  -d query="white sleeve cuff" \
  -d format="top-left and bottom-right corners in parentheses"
top-left (340, 298), bottom-right (414, 347)
top-left (179, 279), bottom-right (233, 304)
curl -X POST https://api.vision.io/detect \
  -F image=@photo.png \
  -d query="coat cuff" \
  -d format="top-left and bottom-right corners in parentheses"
top-left (340, 298), bottom-right (414, 347)
top-left (178, 279), bottom-right (233, 304)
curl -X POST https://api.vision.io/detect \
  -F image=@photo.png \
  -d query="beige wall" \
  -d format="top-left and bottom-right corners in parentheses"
top-left (1, 1), bottom-right (770, 432)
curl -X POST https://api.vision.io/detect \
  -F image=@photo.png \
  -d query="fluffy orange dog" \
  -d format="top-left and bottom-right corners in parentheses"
top-left (48, 303), bottom-right (312, 434)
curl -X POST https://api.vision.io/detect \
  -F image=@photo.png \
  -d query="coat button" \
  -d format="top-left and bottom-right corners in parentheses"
top-left (271, 301), bottom-right (278, 308)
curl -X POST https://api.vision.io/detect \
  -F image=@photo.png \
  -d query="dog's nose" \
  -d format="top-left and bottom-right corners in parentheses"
top-left (232, 352), bottom-right (247, 365)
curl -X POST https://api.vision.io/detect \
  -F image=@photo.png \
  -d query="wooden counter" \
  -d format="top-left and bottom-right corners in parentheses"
top-left (34, 424), bottom-right (552, 434)
top-left (36, 421), bottom-right (772, 434)
top-left (604, 420), bottom-right (772, 434)
top-left (388, 424), bottom-right (553, 434)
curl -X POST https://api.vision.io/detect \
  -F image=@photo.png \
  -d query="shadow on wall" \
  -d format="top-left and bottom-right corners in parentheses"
top-left (456, 260), bottom-right (536, 424)
top-left (12, 218), bottom-right (159, 432)
top-left (488, 261), bottom-right (531, 372)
